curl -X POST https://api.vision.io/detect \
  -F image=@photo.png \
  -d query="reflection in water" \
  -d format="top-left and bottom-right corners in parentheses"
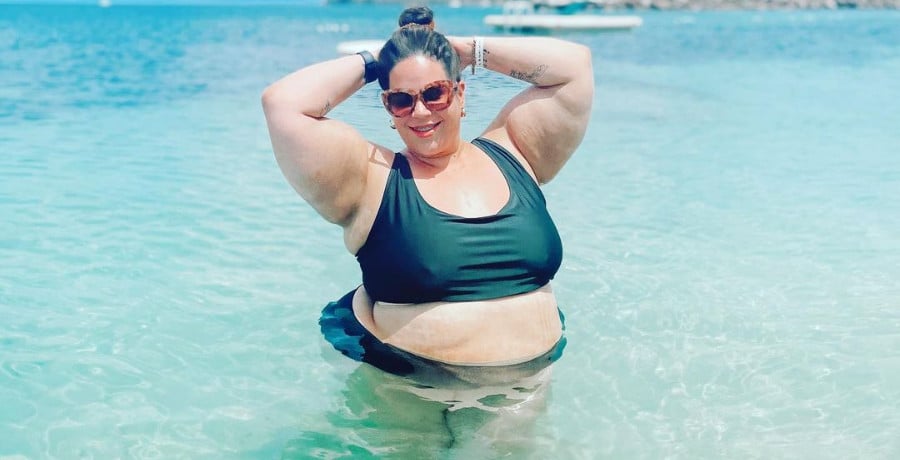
top-left (283, 358), bottom-right (557, 458)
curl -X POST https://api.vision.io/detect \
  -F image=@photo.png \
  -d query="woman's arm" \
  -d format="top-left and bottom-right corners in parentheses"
top-left (450, 36), bottom-right (594, 184)
top-left (261, 54), bottom-right (377, 226)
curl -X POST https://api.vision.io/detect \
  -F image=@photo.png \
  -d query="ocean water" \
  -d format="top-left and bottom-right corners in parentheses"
top-left (2, 3), bottom-right (899, 459)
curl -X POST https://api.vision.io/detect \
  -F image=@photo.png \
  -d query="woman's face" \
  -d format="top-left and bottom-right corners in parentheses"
top-left (385, 55), bottom-right (465, 159)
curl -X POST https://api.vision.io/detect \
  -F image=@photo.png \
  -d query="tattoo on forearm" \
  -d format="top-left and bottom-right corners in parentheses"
top-left (509, 64), bottom-right (548, 84)
top-left (319, 100), bottom-right (332, 117)
top-left (483, 48), bottom-right (491, 68)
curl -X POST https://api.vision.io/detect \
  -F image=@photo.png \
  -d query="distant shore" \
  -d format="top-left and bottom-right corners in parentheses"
top-left (328, 0), bottom-right (900, 9)
top-left (598, 0), bottom-right (900, 9)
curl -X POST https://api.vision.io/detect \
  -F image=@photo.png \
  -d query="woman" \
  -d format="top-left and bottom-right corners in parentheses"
top-left (262, 7), bottom-right (593, 385)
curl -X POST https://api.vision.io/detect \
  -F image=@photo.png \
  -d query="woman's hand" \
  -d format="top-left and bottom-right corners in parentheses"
top-left (446, 36), bottom-right (474, 72)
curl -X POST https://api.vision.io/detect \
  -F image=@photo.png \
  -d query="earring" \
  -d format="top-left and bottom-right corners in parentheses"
top-left (389, 119), bottom-right (396, 129)
top-left (461, 107), bottom-right (467, 118)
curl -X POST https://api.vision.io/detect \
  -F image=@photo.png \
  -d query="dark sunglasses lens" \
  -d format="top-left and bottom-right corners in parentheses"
top-left (422, 84), bottom-right (448, 103)
top-left (423, 83), bottom-right (452, 110)
top-left (387, 92), bottom-right (415, 113)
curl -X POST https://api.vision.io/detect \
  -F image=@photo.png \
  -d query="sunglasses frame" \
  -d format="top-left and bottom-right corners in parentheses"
top-left (381, 80), bottom-right (458, 118)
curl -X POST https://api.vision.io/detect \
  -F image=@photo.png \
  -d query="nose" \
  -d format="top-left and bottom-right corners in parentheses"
top-left (410, 96), bottom-right (431, 117)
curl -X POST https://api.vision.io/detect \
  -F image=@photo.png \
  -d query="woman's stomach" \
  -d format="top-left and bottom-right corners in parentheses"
top-left (352, 283), bottom-right (562, 366)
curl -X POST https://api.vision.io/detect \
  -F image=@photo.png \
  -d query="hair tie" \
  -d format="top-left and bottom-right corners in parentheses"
top-left (399, 22), bottom-right (434, 31)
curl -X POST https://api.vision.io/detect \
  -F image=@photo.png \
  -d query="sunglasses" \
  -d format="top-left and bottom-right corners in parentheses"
top-left (381, 80), bottom-right (458, 118)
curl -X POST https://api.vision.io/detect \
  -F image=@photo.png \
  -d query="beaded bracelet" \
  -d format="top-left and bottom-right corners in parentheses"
top-left (472, 36), bottom-right (485, 75)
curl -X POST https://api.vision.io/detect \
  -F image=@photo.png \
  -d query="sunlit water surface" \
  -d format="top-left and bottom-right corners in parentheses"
top-left (1, 4), bottom-right (899, 459)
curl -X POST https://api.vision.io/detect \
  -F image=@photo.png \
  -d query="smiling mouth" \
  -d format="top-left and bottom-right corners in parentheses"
top-left (409, 122), bottom-right (440, 135)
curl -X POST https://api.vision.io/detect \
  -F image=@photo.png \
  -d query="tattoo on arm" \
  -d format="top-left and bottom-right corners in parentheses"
top-left (509, 64), bottom-right (548, 85)
top-left (319, 100), bottom-right (332, 117)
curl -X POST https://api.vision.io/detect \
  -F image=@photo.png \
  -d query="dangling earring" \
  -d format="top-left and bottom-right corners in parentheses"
top-left (461, 107), bottom-right (467, 118)
top-left (389, 119), bottom-right (396, 129)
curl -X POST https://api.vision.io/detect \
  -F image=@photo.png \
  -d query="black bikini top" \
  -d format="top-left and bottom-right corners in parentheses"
top-left (355, 137), bottom-right (562, 303)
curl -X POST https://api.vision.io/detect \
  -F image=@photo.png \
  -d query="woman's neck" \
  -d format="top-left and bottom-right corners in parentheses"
top-left (405, 142), bottom-right (467, 174)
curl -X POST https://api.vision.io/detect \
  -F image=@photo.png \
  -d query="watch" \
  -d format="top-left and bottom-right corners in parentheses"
top-left (356, 50), bottom-right (378, 84)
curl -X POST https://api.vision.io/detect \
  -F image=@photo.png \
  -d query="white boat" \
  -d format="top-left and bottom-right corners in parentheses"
top-left (336, 39), bottom-right (385, 56)
top-left (485, 1), bottom-right (642, 32)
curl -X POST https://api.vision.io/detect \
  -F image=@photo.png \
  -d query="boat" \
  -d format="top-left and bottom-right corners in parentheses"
top-left (336, 39), bottom-right (385, 56)
top-left (484, 1), bottom-right (642, 32)
top-left (336, 0), bottom-right (639, 56)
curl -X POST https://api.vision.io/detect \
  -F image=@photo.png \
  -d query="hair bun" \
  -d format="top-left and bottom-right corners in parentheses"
top-left (398, 6), bottom-right (435, 29)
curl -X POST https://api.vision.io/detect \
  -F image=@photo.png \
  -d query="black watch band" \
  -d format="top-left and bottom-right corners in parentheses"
top-left (356, 50), bottom-right (378, 84)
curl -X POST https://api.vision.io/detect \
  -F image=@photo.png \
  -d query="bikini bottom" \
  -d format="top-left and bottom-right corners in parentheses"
top-left (319, 289), bottom-right (567, 411)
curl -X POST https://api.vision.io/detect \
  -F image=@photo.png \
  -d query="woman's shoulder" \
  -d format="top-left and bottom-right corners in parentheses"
top-left (476, 130), bottom-right (540, 183)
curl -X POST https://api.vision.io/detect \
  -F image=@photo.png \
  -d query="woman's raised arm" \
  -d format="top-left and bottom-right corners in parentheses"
top-left (261, 54), bottom-right (377, 226)
top-left (450, 36), bottom-right (594, 184)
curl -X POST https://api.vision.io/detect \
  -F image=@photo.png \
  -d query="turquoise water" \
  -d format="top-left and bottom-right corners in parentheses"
top-left (2, 3), bottom-right (900, 458)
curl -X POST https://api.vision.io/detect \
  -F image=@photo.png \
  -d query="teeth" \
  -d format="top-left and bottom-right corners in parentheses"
top-left (412, 124), bottom-right (435, 132)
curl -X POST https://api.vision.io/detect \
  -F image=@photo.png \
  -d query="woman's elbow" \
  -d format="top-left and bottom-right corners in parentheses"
top-left (577, 42), bottom-right (592, 61)
top-left (261, 79), bottom-right (297, 116)
top-left (576, 45), bottom-right (594, 81)
top-left (260, 84), bottom-right (280, 115)
top-left (567, 45), bottom-right (594, 108)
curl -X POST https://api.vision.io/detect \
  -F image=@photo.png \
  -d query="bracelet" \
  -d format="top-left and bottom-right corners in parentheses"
top-left (356, 50), bottom-right (378, 84)
top-left (472, 36), bottom-right (485, 75)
